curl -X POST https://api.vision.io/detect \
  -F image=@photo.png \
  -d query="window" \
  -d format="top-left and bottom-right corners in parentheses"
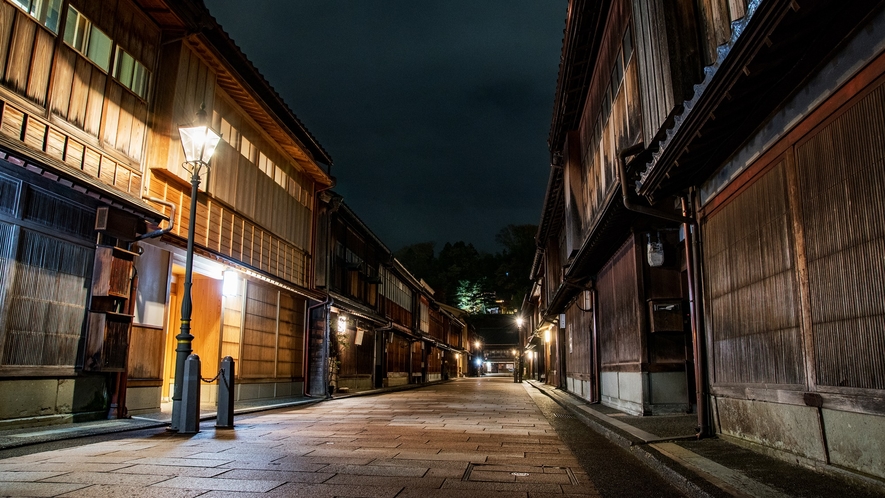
top-left (220, 118), bottom-right (238, 146)
top-left (113, 47), bottom-right (150, 99)
top-left (63, 7), bottom-right (112, 72)
top-left (10, 0), bottom-right (62, 33)
top-left (240, 136), bottom-right (254, 162)
top-left (274, 165), bottom-right (285, 187)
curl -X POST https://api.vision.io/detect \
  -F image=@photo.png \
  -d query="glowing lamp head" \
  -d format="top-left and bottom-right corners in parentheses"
top-left (179, 105), bottom-right (221, 165)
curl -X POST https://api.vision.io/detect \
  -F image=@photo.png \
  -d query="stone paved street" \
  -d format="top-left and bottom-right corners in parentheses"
top-left (0, 378), bottom-right (683, 497)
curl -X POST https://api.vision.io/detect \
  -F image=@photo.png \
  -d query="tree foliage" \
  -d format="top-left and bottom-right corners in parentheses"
top-left (393, 224), bottom-right (537, 313)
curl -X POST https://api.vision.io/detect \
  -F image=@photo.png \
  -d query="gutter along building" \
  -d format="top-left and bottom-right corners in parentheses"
top-left (527, 0), bottom-right (885, 481)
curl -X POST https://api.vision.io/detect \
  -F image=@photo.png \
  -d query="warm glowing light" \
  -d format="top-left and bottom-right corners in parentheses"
top-left (337, 315), bottom-right (347, 333)
top-left (179, 124), bottom-right (221, 164)
top-left (516, 316), bottom-right (524, 328)
top-left (544, 329), bottom-right (551, 343)
top-left (475, 341), bottom-right (481, 349)
top-left (222, 269), bottom-right (239, 297)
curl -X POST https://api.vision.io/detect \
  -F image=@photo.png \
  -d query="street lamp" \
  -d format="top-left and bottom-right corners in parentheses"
top-left (171, 105), bottom-right (221, 431)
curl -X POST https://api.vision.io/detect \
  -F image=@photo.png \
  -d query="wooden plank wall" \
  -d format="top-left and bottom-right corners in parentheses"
top-left (190, 276), bottom-right (221, 377)
top-left (381, 297), bottom-right (411, 328)
top-left (796, 82), bottom-right (885, 391)
top-left (597, 236), bottom-right (642, 369)
top-left (220, 279), bottom-right (243, 363)
top-left (0, 0), bottom-right (157, 197)
top-left (207, 92), bottom-right (312, 250)
top-left (386, 333), bottom-right (409, 376)
top-left (0, 100), bottom-right (143, 199)
top-left (410, 341), bottom-right (422, 378)
top-left (0, 3), bottom-right (14, 82)
top-left (696, 0), bottom-right (748, 65)
top-left (236, 280), bottom-right (305, 381)
top-left (277, 291), bottom-right (304, 378)
top-left (147, 176), bottom-right (309, 287)
top-left (631, 0), bottom-right (673, 142)
top-left (576, 2), bottom-right (640, 227)
top-left (148, 45), bottom-right (216, 184)
top-left (426, 346), bottom-right (442, 375)
top-left (429, 307), bottom-right (444, 342)
top-left (703, 160), bottom-right (804, 385)
top-left (565, 301), bottom-right (595, 389)
top-left (338, 325), bottom-right (374, 379)
top-left (240, 281), bottom-right (277, 379)
top-left (127, 324), bottom-right (163, 380)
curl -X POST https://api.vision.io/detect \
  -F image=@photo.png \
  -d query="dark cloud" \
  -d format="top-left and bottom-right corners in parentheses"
top-left (204, 0), bottom-right (567, 252)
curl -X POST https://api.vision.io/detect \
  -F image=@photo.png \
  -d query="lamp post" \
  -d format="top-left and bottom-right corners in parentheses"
top-left (515, 316), bottom-right (524, 383)
top-left (474, 340), bottom-right (482, 376)
top-left (171, 105), bottom-right (221, 431)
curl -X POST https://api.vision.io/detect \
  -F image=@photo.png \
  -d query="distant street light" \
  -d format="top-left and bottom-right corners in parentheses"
top-left (171, 105), bottom-right (221, 432)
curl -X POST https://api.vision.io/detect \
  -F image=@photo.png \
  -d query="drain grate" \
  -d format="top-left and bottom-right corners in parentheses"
top-left (553, 412), bottom-right (574, 419)
top-left (462, 463), bottom-right (578, 485)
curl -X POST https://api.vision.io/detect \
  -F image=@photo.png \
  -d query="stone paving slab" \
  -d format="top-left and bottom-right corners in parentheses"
top-left (58, 484), bottom-right (203, 498)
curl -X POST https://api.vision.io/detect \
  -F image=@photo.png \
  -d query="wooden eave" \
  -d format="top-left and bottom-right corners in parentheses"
top-left (636, 0), bottom-right (885, 201)
top-left (189, 33), bottom-right (333, 186)
top-left (0, 135), bottom-right (166, 223)
top-left (339, 201), bottom-right (392, 257)
top-left (328, 293), bottom-right (387, 326)
top-left (133, 0), bottom-right (334, 186)
top-left (548, 0), bottom-right (610, 153)
top-left (531, 165), bottom-right (563, 280)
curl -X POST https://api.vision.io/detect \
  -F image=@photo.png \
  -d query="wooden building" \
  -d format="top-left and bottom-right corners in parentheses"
top-left (0, 0), bottom-right (166, 427)
top-left (529, 0), bottom-right (885, 480)
top-left (312, 196), bottom-right (390, 394)
top-left (125, 0), bottom-right (334, 413)
top-left (309, 195), bottom-right (468, 395)
top-left (0, 0), bottom-right (335, 426)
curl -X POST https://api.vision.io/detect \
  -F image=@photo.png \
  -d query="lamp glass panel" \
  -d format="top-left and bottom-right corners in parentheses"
top-left (179, 126), bottom-right (221, 163)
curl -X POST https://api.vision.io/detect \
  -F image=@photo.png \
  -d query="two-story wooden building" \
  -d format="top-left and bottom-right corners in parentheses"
top-left (308, 195), bottom-right (468, 395)
top-left (530, 0), bottom-right (885, 481)
top-left (0, 0), bottom-right (170, 427)
top-left (128, 0), bottom-right (334, 413)
top-left (0, 0), bottom-right (334, 426)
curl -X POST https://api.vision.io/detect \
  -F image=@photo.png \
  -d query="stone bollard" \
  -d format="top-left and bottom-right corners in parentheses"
top-left (216, 356), bottom-right (235, 429)
top-left (178, 354), bottom-right (201, 434)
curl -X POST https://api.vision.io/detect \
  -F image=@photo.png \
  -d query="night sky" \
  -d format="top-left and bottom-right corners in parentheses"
top-left (203, 1), bottom-right (567, 253)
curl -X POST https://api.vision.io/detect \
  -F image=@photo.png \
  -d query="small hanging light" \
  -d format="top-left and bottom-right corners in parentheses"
top-left (647, 232), bottom-right (665, 267)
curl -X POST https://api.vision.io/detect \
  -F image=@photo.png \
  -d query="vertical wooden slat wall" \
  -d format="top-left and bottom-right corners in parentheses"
top-left (796, 82), bottom-right (885, 391)
top-left (386, 333), bottom-right (409, 378)
top-left (4, 13), bottom-right (35, 96)
top-left (565, 301), bottom-right (595, 400)
top-left (631, 0), bottom-right (673, 141)
top-left (241, 282), bottom-right (277, 379)
top-left (703, 160), bottom-right (804, 385)
top-left (0, 3), bottom-right (14, 81)
top-left (148, 177), bottom-right (308, 287)
top-left (277, 291), bottom-right (304, 378)
top-left (597, 236), bottom-right (641, 369)
top-left (220, 288), bottom-right (243, 365)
